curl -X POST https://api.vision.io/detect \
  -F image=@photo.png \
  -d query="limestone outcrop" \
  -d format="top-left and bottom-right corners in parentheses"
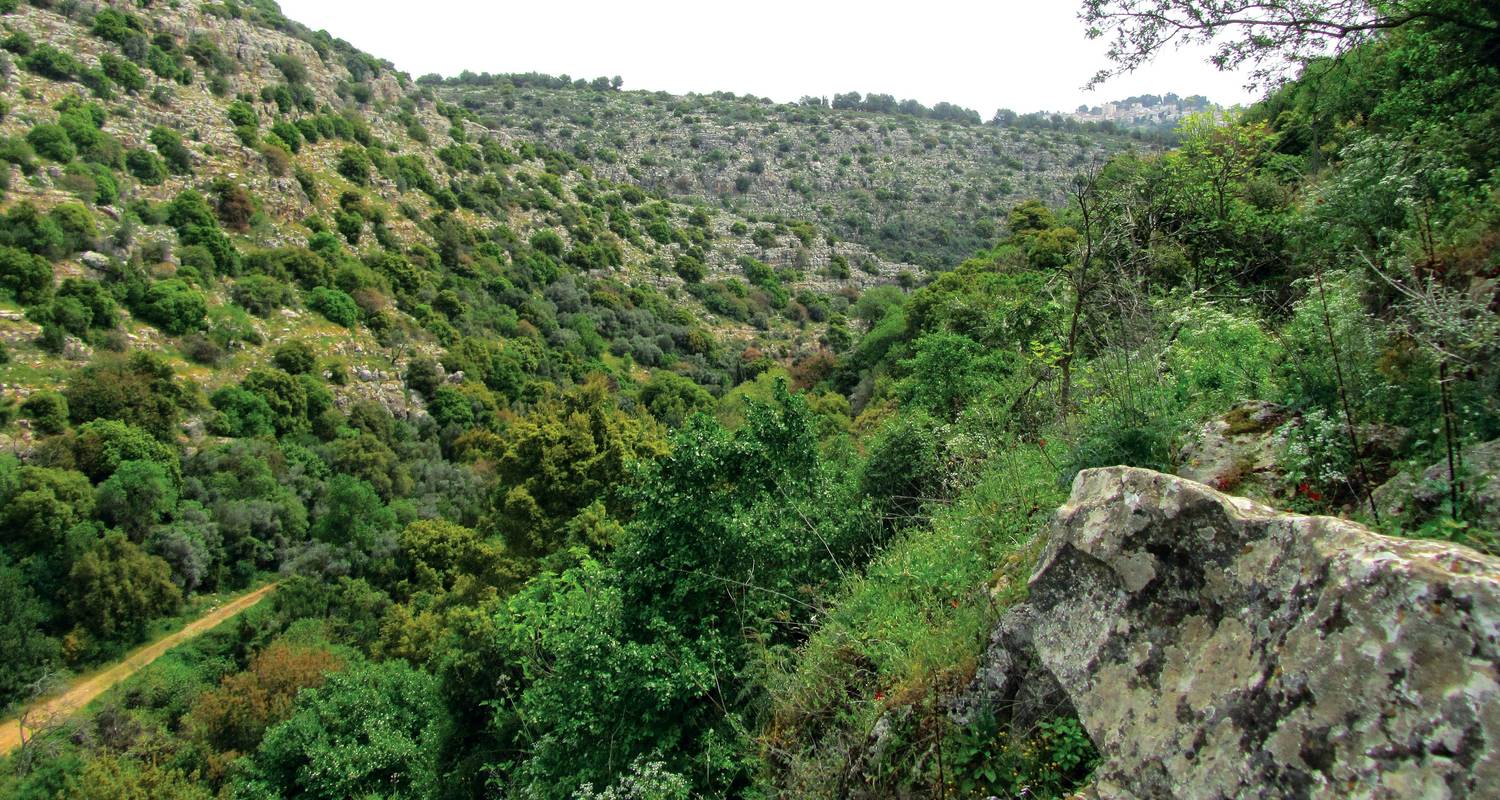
top-left (1374, 439), bottom-right (1500, 538)
top-left (978, 466), bottom-right (1500, 799)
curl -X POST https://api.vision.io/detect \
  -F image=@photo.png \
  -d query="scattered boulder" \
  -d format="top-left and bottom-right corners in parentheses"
top-left (1375, 439), bottom-right (1500, 536)
top-left (78, 251), bottom-right (113, 271)
top-left (1176, 400), bottom-right (1290, 497)
top-left (973, 466), bottom-right (1500, 799)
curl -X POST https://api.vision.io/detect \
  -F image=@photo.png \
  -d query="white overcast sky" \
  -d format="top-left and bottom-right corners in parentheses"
top-left (276, 1), bottom-right (1260, 114)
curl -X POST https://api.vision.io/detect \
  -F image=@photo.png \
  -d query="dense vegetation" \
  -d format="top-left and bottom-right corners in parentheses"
top-left (434, 76), bottom-right (1142, 270)
top-left (1, 0), bottom-right (1496, 798)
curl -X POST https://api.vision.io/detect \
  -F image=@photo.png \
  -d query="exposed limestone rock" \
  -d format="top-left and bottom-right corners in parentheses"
top-left (1375, 439), bottom-right (1500, 536)
top-left (1176, 400), bottom-right (1291, 498)
top-left (976, 466), bottom-right (1500, 799)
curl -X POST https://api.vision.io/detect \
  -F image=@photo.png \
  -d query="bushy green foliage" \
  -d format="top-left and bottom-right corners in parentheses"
top-left (336, 145), bottom-right (371, 185)
top-left (305, 286), bottom-right (359, 326)
top-left (238, 661), bottom-right (445, 800)
top-left (136, 278), bottom-right (208, 335)
top-left (21, 390), bottom-right (69, 434)
top-left (67, 531), bottom-right (181, 640)
top-left (150, 126), bottom-right (194, 174)
top-left (125, 147), bottom-right (169, 184)
top-left (27, 122), bottom-right (76, 162)
top-left (488, 376), bottom-right (665, 560)
top-left (0, 244), bottom-right (53, 302)
top-left (0, 562), bottom-right (61, 708)
top-left (96, 459), bottom-right (179, 536)
top-left (231, 274), bottom-right (295, 316)
top-left (65, 352), bottom-right (193, 441)
top-left (23, 44), bottom-right (82, 81)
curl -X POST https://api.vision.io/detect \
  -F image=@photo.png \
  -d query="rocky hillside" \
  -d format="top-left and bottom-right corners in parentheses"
top-left (0, 0), bottom-right (921, 445)
top-left (0, 1), bottom-right (1495, 799)
top-left (436, 76), bottom-right (1141, 269)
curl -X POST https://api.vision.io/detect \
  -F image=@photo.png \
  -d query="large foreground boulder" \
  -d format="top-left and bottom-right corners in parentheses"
top-left (987, 466), bottom-right (1500, 799)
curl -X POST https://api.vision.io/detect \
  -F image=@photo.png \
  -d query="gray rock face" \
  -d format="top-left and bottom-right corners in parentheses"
top-left (1176, 400), bottom-right (1290, 497)
top-left (983, 467), bottom-right (1500, 799)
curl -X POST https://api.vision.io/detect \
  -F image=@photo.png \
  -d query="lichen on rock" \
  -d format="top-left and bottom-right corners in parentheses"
top-left (973, 466), bottom-right (1500, 799)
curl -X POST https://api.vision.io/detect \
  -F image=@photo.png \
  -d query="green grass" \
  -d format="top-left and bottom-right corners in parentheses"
top-left (761, 441), bottom-right (1065, 796)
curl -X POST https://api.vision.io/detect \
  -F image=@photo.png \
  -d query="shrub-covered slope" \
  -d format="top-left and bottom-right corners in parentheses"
top-left (0, 1), bottom-right (1496, 800)
top-left (436, 76), bottom-right (1144, 270)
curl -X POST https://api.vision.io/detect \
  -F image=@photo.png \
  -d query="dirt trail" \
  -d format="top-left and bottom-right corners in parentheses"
top-left (0, 582), bottom-right (277, 756)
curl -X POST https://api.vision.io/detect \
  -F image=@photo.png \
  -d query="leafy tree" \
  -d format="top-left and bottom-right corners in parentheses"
top-left (0, 462), bottom-right (95, 555)
top-left (0, 202), bottom-right (68, 258)
top-left (336, 146), bottom-right (371, 185)
top-left (96, 460), bottom-right (179, 538)
top-left (396, 519), bottom-right (503, 595)
top-left (208, 386), bottom-right (275, 438)
top-left (47, 203), bottom-right (96, 254)
top-left (125, 148), bottom-right (168, 184)
top-left (306, 285), bottom-right (358, 325)
top-left (136, 278), bottom-right (207, 335)
top-left (325, 433), bottom-right (412, 500)
top-left (242, 369), bottom-right (308, 435)
top-left (150, 126), bottom-right (194, 174)
top-left (271, 340), bottom-right (316, 375)
top-left (231, 274), bottom-right (295, 316)
top-left (490, 384), bottom-right (876, 796)
top-left (639, 370), bottom-right (713, 428)
top-left (23, 44), bottom-right (81, 80)
top-left (1081, 0), bottom-right (1500, 88)
top-left (67, 531), bottom-right (181, 640)
top-left (897, 332), bottom-right (1016, 419)
top-left (65, 352), bottom-right (194, 441)
top-left (185, 640), bottom-right (344, 756)
top-left (55, 756), bottom-right (212, 800)
top-left (0, 563), bottom-right (61, 708)
top-left (311, 474), bottom-right (396, 551)
top-left (71, 419), bottom-right (180, 483)
top-left (99, 53), bottom-right (146, 93)
top-left (238, 660), bottom-right (445, 800)
top-left (488, 375), bottom-right (666, 560)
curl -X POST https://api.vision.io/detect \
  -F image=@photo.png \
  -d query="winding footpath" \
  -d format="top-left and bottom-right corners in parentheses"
top-left (0, 582), bottom-right (278, 756)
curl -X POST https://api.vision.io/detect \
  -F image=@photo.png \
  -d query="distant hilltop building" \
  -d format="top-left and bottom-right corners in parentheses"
top-left (1060, 93), bottom-right (1216, 129)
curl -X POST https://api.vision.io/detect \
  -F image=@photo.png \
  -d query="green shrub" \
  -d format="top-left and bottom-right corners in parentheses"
top-left (125, 148), bottom-right (169, 184)
top-left (21, 391), bottom-right (69, 434)
top-left (150, 126), bottom-right (194, 174)
top-left (0, 245), bottom-right (53, 302)
top-left (137, 279), bottom-right (208, 336)
top-left (231, 275), bottom-right (294, 316)
top-left (306, 286), bottom-right (358, 327)
top-left (0, 202), bottom-right (68, 257)
top-left (336, 146), bottom-right (371, 185)
top-left (0, 135), bottom-right (37, 173)
top-left (48, 203), bottom-right (97, 253)
top-left (26, 123), bottom-right (76, 162)
top-left (271, 340), bottom-right (316, 375)
top-left (23, 44), bottom-right (81, 81)
top-left (209, 386), bottom-right (275, 438)
top-left (64, 162), bottom-right (119, 205)
top-left (99, 53), bottom-right (146, 92)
